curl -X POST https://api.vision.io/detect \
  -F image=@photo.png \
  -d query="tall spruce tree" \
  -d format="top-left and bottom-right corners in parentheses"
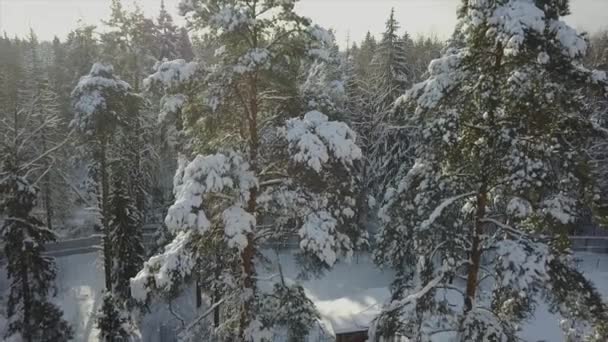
top-left (71, 63), bottom-right (135, 291)
top-left (156, 0), bottom-right (180, 61)
top-left (368, 9), bottom-right (416, 198)
top-left (372, 8), bottom-right (412, 105)
top-left (373, 1), bottom-right (608, 340)
top-left (109, 167), bottom-right (145, 301)
top-left (131, 0), bottom-right (366, 339)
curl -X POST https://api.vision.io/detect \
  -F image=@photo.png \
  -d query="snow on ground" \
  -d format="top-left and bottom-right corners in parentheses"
top-left (54, 252), bottom-right (199, 342)
top-left (520, 252), bottom-right (608, 342)
top-left (0, 251), bottom-right (602, 341)
top-left (263, 251), bottom-right (394, 335)
top-left (265, 251), bottom-right (608, 340)
top-left (54, 252), bottom-right (104, 341)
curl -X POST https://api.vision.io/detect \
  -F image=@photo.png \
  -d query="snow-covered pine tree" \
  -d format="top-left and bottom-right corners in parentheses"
top-left (71, 63), bottom-right (135, 291)
top-left (131, 0), bottom-right (366, 339)
top-left (0, 175), bottom-right (73, 342)
top-left (100, 1), bottom-right (163, 222)
top-left (0, 56), bottom-right (72, 341)
top-left (367, 9), bottom-right (417, 200)
top-left (143, 58), bottom-right (200, 215)
top-left (373, 1), bottom-right (608, 340)
top-left (109, 167), bottom-right (145, 302)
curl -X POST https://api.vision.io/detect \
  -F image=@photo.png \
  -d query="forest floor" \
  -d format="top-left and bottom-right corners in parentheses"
top-left (2, 250), bottom-right (605, 341)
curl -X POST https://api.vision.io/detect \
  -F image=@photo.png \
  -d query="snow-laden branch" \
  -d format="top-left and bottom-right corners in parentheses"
top-left (385, 267), bottom-right (450, 312)
top-left (419, 192), bottom-right (476, 231)
top-left (481, 218), bottom-right (529, 238)
top-left (285, 111), bottom-right (362, 173)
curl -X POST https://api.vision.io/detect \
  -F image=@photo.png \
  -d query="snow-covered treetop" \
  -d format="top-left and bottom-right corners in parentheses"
top-left (178, 0), bottom-right (333, 61)
top-left (461, 0), bottom-right (587, 57)
top-left (284, 111), bottom-right (362, 173)
top-left (398, 0), bottom-right (608, 116)
top-left (143, 59), bottom-right (198, 91)
top-left (71, 63), bottom-right (133, 136)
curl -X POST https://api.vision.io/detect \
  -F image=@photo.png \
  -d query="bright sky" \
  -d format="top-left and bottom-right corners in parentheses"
top-left (0, 0), bottom-right (607, 47)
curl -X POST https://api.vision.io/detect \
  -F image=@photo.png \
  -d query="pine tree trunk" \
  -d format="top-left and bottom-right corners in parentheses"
top-left (239, 74), bottom-right (259, 339)
top-left (464, 186), bottom-right (487, 314)
top-left (463, 43), bottom-right (502, 316)
top-left (214, 252), bottom-right (221, 327)
top-left (20, 244), bottom-right (33, 342)
top-left (43, 178), bottom-right (53, 230)
top-left (100, 139), bottom-right (113, 291)
top-left (195, 278), bottom-right (202, 308)
top-left (41, 131), bottom-right (54, 230)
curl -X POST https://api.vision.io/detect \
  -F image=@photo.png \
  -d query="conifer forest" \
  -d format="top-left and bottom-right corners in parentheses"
top-left (0, 0), bottom-right (608, 341)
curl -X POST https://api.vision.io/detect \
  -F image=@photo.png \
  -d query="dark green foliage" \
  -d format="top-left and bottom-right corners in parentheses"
top-left (0, 175), bottom-right (73, 342)
top-left (97, 291), bottom-right (131, 342)
top-left (109, 170), bottom-right (145, 302)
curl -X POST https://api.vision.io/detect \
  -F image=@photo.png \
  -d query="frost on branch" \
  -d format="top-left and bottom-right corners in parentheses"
top-left (284, 111), bottom-right (362, 173)
top-left (165, 152), bottom-right (256, 235)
